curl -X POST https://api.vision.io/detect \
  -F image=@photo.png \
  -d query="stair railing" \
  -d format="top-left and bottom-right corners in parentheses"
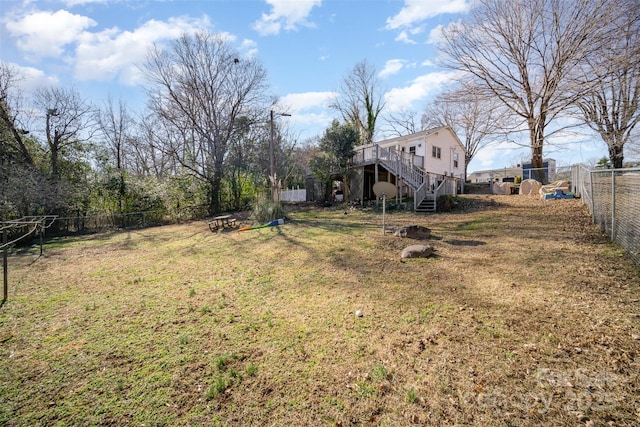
top-left (352, 145), bottom-right (459, 211)
top-left (414, 182), bottom-right (427, 210)
top-left (380, 147), bottom-right (425, 191)
top-left (434, 179), bottom-right (447, 198)
top-left (352, 146), bottom-right (426, 191)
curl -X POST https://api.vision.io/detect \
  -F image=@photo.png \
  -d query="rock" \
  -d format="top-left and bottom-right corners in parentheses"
top-left (393, 225), bottom-right (431, 239)
top-left (400, 244), bottom-right (435, 259)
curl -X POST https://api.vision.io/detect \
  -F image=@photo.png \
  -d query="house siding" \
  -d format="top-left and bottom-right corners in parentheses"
top-left (376, 127), bottom-right (466, 179)
top-left (348, 126), bottom-right (465, 208)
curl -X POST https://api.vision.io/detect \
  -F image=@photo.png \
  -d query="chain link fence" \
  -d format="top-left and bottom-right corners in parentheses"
top-left (573, 165), bottom-right (640, 266)
top-left (54, 204), bottom-right (209, 236)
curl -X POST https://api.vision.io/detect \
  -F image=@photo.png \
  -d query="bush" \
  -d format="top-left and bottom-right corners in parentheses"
top-left (437, 195), bottom-right (456, 212)
top-left (251, 198), bottom-right (286, 223)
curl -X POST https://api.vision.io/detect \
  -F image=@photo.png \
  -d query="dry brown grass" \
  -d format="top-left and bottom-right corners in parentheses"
top-left (1, 194), bottom-right (639, 426)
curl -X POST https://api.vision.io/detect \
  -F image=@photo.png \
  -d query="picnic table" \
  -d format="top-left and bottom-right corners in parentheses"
top-left (208, 215), bottom-right (237, 231)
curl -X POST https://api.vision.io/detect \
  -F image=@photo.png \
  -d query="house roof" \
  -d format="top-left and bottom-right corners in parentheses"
top-left (371, 126), bottom-right (466, 152)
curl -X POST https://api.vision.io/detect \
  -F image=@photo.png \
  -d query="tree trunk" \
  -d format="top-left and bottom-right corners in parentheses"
top-left (609, 144), bottom-right (624, 169)
top-left (465, 154), bottom-right (472, 183)
top-left (209, 162), bottom-right (226, 215)
top-left (531, 146), bottom-right (546, 183)
top-left (51, 145), bottom-right (59, 181)
top-left (530, 121), bottom-right (546, 183)
top-left (0, 106), bottom-right (35, 166)
top-left (342, 171), bottom-right (351, 204)
top-left (118, 172), bottom-right (125, 215)
top-left (209, 179), bottom-right (220, 216)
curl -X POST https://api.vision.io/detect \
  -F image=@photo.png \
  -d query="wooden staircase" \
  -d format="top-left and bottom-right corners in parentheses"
top-left (352, 145), bottom-right (456, 213)
top-left (415, 194), bottom-right (436, 213)
top-left (377, 150), bottom-right (436, 212)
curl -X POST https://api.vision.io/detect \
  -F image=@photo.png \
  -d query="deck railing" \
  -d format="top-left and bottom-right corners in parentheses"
top-left (353, 144), bottom-right (458, 210)
top-left (353, 145), bottom-right (425, 190)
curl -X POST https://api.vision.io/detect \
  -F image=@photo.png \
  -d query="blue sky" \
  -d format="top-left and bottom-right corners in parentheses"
top-left (0, 0), bottom-right (609, 172)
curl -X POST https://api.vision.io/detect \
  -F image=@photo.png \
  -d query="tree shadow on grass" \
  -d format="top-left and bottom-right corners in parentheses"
top-left (444, 239), bottom-right (487, 247)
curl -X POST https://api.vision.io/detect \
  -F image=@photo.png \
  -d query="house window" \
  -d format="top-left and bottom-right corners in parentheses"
top-left (432, 146), bottom-right (441, 159)
top-left (409, 146), bottom-right (416, 155)
top-left (453, 153), bottom-right (459, 168)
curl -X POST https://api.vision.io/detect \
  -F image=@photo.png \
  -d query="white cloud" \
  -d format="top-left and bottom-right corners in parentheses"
top-left (3, 62), bottom-right (59, 93)
top-left (5, 7), bottom-right (217, 85)
top-left (467, 142), bottom-right (529, 172)
top-left (240, 39), bottom-right (259, 59)
top-left (253, 19), bottom-right (281, 36)
top-left (472, 147), bottom-right (507, 169)
top-left (74, 15), bottom-right (211, 84)
top-left (279, 91), bottom-right (336, 139)
top-left (292, 111), bottom-right (334, 134)
top-left (395, 30), bottom-right (416, 44)
top-left (280, 91), bottom-right (335, 112)
top-left (386, 0), bottom-right (471, 30)
top-left (427, 24), bottom-right (447, 45)
top-left (6, 9), bottom-right (97, 57)
top-left (384, 71), bottom-right (458, 112)
top-left (62, 0), bottom-right (108, 5)
top-left (252, 0), bottom-right (321, 36)
top-left (379, 59), bottom-right (406, 78)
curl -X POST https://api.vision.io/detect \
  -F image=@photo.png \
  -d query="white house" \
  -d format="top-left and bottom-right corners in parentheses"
top-left (350, 126), bottom-right (466, 212)
top-left (468, 159), bottom-right (556, 183)
top-left (468, 167), bottom-right (522, 183)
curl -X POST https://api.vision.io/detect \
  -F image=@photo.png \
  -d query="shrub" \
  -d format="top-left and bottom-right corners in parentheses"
top-left (436, 195), bottom-right (456, 212)
top-left (251, 198), bottom-right (286, 223)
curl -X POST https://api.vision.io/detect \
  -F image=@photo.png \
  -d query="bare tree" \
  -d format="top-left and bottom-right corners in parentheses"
top-left (95, 96), bottom-right (136, 214)
top-left (0, 63), bottom-right (34, 166)
top-left (143, 31), bottom-right (269, 214)
top-left (96, 96), bottom-right (134, 172)
top-left (0, 64), bottom-right (56, 218)
top-left (135, 113), bottom-right (179, 178)
top-left (33, 86), bottom-right (96, 181)
top-left (575, 0), bottom-right (640, 168)
top-left (330, 60), bottom-right (384, 145)
top-left (440, 0), bottom-right (619, 181)
top-left (422, 82), bottom-right (505, 180)
top-left (382, 108), bottom-right (419, 137)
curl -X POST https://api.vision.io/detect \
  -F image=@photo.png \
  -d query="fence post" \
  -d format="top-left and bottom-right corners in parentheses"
top-left (3, 228), bottom-right (7, 304)
top-left (589, 169), bottom-right (595, 223)
top-left (611, 169), bottom-right (616, 240)
top-left (39, 220), bottom-right (43, 257)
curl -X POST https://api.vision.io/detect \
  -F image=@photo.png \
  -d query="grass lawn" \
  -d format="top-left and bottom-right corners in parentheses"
top-left (1, 195), bottom-right (639, 426)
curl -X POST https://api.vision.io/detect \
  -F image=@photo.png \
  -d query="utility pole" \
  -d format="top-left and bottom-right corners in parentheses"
top-left (270, 110), bottom-right (275, 179)
top-left (269, 110), bottom-right (291, 203)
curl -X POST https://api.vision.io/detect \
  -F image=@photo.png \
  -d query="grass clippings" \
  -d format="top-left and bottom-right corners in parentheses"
top-left (0, 195), bottom-right (639, 426)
